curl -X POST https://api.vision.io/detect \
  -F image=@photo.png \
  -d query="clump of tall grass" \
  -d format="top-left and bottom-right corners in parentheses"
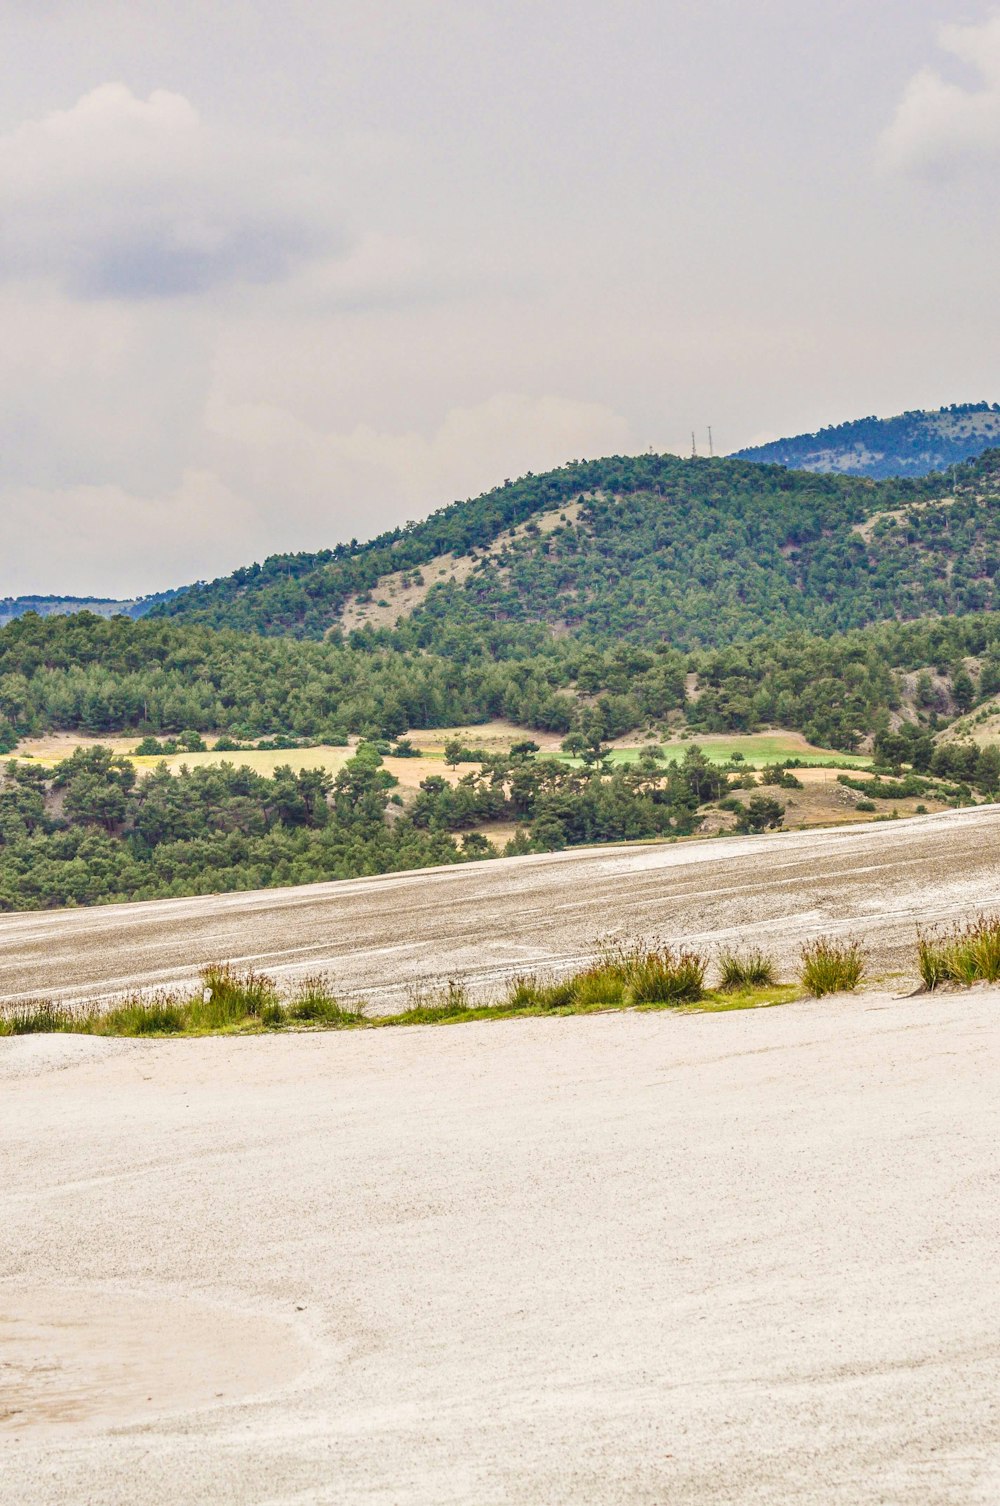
top-left (190, 964), bottom-right (280, 1028)
top-left (283, 971), bottom-right (361, 1025)
top-left (504, 974), bottom-right (576, 1011)
top-left (0, 1000), bottom-right (74, 1035)
top-left (917, 914), bottom-right (1000, 990)
top-left (799, 937), bottom-right (866, 997)
top-left (588, 938), bottom-right (706, 1005)
top-left (716, 946), bottom-right (776, 991)
top-left (99, 995), bottom-right (186, 1035)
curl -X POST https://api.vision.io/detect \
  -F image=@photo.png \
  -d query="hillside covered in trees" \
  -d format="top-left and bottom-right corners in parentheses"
top-left (8, 444), bottom-right (1000, 911)
top-left (733, 403), bottom-right (1000, 479)
top-left (151, 449), bottom-right (1000, 646)
top-left (4, 605), bottom-right (1000, 755)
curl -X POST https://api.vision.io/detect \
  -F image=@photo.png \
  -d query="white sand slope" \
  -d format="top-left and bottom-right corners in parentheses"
top-left (3, 806), bottom-right (1000, 1009)
top-left (1, 990), bottom-right (998, 1504)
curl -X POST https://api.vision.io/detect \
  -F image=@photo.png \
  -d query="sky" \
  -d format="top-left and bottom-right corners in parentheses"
top-left (2, 0), bottom-right (1000, 597)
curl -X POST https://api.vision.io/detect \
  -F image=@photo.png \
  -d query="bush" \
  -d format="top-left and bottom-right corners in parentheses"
top-left (800, 937), bottom-right (866, 997)
top-left (720, 794), bottom-right (785, 833)
top-left (855, 799), bottom-right (876, 812)
top-left (761, 766), bottom-right (803, 789)
top-left (917, 914), bottom-right (1000, 990)
top-left (716, 946), bottom-right (776, 991)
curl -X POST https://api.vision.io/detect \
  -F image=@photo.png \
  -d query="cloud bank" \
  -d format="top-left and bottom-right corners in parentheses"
top-left (880, 17), bottom-right (1000, 174)
top-left (0, 84), bottom-right (343, 297)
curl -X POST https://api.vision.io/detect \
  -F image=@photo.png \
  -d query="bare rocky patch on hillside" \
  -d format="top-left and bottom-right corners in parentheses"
top-left (335, 499), bottom-right (587, 633)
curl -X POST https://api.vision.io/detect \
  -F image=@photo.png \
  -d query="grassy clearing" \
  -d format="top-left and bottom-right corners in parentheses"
top-left (651, 735), bottom-right (869, 769)
top-left (0, 945), bottom-right (803, 1038)
top-left (558, 736), bottom-right (872, 771)
top-left (917, 914), bottom-right (1000, 989)
top-left (799, 937), bottom-right (867, 997)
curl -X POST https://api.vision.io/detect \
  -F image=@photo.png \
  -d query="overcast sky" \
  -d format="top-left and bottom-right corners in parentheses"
top-left (2, 0), bottom-right (1000, 597)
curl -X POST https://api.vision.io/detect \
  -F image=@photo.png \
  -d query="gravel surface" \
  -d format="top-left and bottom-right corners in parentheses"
top-left (1, 991), bottom-right (998, 1504)
top-left (2, 806), bottom-right (1000, 1009)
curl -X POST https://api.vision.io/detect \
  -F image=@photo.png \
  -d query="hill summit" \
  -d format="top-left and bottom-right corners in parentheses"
top-left (155, 448), bottom-right (1000, 647)
top-left (733, 402), bottom-right (1000, 478)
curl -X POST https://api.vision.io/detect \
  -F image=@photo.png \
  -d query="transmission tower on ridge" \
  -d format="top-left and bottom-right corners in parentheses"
top-left (691, 430), bottom-right (698, 458)
top-left (708, 426), bottom-right (714, 457)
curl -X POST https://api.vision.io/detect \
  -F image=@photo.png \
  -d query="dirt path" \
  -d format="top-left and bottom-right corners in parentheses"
top-left (2, 806), bottom-right (1000, 1007)
top-left (1, 991), bottom-right (998, 1503)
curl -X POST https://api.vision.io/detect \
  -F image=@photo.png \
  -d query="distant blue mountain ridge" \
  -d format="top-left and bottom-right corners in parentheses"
top-left (733, 402), bottom-right (1000, 479)
top-left (0, 588), bottom-right (182, 628)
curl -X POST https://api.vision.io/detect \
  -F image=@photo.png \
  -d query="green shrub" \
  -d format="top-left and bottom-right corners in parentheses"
top-left (716, 946), bottom-right (776, 991)
top-left (917, 914), bottom-right (1000, 990)
top-left (800, 937), bottom-right (866, 997)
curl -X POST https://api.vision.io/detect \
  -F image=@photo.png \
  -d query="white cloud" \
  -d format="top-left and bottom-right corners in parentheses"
top-left (879, 16), bottom-right (1000, 174)
top-left (206, 390), bottom-right (635, 530)
top-left (0, 83), bottom-right (345, 297)
top-left (0, 470), bottom-right (253, 598)
top-left (0, 392), bottom-right (635, 596)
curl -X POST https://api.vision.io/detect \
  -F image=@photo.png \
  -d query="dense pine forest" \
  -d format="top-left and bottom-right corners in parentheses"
top-left (146, 450), bottom-right (1000, 646)
top-left (5, 607), bottom-right (1000, 754)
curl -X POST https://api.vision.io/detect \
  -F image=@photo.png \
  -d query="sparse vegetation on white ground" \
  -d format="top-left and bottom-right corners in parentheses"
top-left (3, 805), bottom-right (1000, 1028)
top-left (3, 795), bottom-right (1000, 1506)
top-left (3, 982), bottom-right (998, 1504)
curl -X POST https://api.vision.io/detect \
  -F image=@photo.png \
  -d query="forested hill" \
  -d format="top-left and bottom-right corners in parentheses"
top-left (153, 449), bottom-right (1000, 648)
top-left (733, 403), bottom-right (1000, 479)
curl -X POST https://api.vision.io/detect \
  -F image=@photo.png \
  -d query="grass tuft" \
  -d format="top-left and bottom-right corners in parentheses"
top-left (191, 964), bottom-right (280, 1028)
top-left (799, 937), bottom-right (866, 997)
top-left (917, 914), bottom-right (1000, 990)
top-left (100, 995), bottom-right (186, 1035)
top-left (716, 946), bottom-right (776, 992)
top-left (590, 938), bottom-right (707, 1005)
top-left (285, 971), bottom-right (359, 1025)
top-left (0, 1000), bottom-right (72, 1035)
